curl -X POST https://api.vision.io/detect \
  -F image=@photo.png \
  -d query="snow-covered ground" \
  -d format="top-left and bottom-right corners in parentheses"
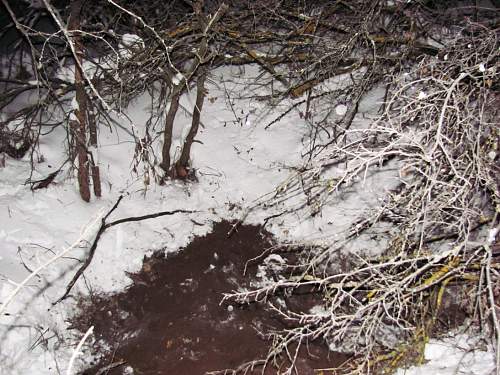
top-left (395, 334), bottom-right (495, 375)
top-left (0, 65), bottom-right (495, 374)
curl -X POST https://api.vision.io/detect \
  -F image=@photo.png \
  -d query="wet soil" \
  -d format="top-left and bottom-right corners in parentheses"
top-left (76, 221), bottom-right (349, 375)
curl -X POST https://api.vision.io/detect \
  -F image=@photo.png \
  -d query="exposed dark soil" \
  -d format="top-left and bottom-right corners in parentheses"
top-left (75, 221), bottom-right (349, 375)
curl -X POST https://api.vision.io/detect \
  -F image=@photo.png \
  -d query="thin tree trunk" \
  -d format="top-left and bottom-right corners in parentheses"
top-left (91, 164), bottom-right (101, 197)
top-left (159, 0), bottom-right (227, 177)
top-left (88, 101), bottom-right (98, 147)
top-left (159, 87), bottom-right (181, 172)
top-left (69, 0), bottom-right (90, 202)
top-left (87, 101), bottom-right (101, 197)
top-left (177, 67), bottom-right (207, 170)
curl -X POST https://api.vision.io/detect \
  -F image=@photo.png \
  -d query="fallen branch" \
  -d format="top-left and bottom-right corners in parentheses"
top-left (55, 195), bottom-right (195, 303)
top-left (95, 361), bottom-right (127, 375)
top-left (66, 325), bottom-right (94, 375)
top-left (0, 213), bottom-right (103, 317)
top-left (29, 170), bottom-right (60, 190)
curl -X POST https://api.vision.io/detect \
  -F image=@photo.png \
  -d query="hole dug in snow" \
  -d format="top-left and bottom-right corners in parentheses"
top-left (75, 221), bottom-right (349, 375)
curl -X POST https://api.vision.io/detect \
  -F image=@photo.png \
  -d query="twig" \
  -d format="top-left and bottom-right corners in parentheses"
top-left (95, 361), bottom-right (127, 375)
top-left (66, 325), bottom-right (94, 375)
top-left (55, 195), bottom-right (196, 303)
top-left (0, 213), bottom-right (103, 317)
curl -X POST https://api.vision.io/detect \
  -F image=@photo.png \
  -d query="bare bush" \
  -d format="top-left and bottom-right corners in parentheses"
top-left (223, 22), bottom-right (499, 374)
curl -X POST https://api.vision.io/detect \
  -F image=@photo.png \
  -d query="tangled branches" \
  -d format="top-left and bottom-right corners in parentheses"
top-left (224, 240), bottom-right (496, 374)
top-left (0, 0), bottom-right (442, 181)
top-left (380, 23), bottom-right (499, 250)
top-left (0, 1), bottom-right (498, 371)
top-left (223, 23), bottom-right (500, 374)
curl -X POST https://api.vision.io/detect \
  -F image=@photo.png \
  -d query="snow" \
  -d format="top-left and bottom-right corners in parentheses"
top-left (0, 64), bottom-right (496, 374)
top-left (488, 227), bottom-right (498, 244)
top-left (119, 34), bottom-right (144, 59)
top-left (395, 334), bottom-right (495, 375)
top-left (418, 91), bottom-right (428, 100)
top-left (335, 103), bottom-right (348, 116)
top-left (71, 96), bottom-right (79, 111)
top-left (121, 34), bottom-right (144, 49)
top-left (172, 72), bottom-right (185, 86)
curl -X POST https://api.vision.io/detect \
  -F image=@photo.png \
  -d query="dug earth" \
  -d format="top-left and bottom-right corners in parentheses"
top-left (75, 221), bottom-right (349, 375)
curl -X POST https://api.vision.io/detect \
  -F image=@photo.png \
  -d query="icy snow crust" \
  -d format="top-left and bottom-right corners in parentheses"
top-left (0, 65), bottom-right (494, 374)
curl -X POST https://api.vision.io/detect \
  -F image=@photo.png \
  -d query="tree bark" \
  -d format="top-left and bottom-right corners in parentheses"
top-left (88, 101), bottom-right (98, 147)
top-left (88, 101), bottom-right (101, 197)
top-left (159, 87), bottom-right (181, 172)
top-left (69, 0), bottom-right (90, 202)
top-left (159, 0), bottom-right (227, 176)
top-left (177, 67), bottom-right (207, 170)
top-left (91, 164), bottom-right (102, 197)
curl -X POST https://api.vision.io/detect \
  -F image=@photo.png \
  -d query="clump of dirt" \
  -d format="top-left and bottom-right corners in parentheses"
top-left (75, 221), bottom-right (349, 374)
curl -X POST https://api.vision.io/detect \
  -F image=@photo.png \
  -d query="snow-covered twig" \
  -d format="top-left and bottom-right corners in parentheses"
top-left (65, 325), bottom-right (94, 375)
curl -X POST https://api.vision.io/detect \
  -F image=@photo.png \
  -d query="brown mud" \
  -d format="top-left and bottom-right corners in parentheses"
top-left (76, 221), bottom-right (350, 375)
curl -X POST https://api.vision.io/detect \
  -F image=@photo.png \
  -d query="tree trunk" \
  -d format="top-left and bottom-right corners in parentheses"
top-left (91, 164), bottom-right (101, 197)
top-left (88, 101), bottom-right (98, 147)
top-left (69, 0), bottom-right (90, 202)
top-left (159, 87), bottom-right (182, 173)
top-left (87, 101), bottom-right (101, 197)
top-left (177, 67), bottom-right (207, 170)
top-left (159, 0), bottom-right (227, 177)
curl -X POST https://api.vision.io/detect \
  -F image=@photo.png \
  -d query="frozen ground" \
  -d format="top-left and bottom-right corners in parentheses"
top-left (0, 66), bottom-right (495, 374)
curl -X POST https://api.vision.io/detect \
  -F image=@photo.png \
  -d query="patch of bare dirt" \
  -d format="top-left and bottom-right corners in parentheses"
top-left (75, 221), bottom-right (350, 375)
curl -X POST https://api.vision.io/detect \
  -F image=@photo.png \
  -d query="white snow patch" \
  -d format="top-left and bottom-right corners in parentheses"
top-left (309, 305), bottom-right (330, 317)
top-left (335, 104), bottom-right (348, 116)
top-left (418, 91), bottom-right (427, 100)
top-left (71, 96), bottom-right (79, 111)
top-left (395, 334), bottom-right (495, 375)
top-left (172, 72), bottom-right (185, 86)
top-left (488, 227), bottom-right (498, 244)
top-left (121, 34), bottom-right (144, 49)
